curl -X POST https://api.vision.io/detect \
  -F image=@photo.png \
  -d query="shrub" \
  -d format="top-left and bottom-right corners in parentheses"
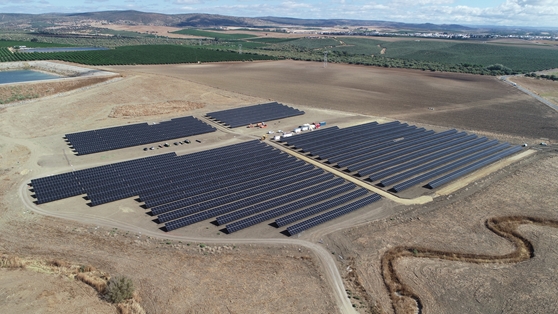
top-left (104, 275), bottom-right (135, 303)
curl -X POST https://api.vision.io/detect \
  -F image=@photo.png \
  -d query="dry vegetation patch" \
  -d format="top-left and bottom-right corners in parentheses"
top-left (108, 100), bottom-right (205, 118)
top-left (0, 253), bottom-right (144, 314)
top-left (0, 76), bottom-right (116, 105)
top-left (381, 216), bottom-right (558, 314)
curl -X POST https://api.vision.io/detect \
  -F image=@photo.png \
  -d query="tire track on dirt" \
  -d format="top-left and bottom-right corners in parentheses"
top-left (381, 216), bottom-right (558, 314)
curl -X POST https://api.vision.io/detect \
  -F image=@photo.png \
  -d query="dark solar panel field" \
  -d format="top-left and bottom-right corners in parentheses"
top-left (65, 116), bottom-right (216, 155)
top-left (205, 102), bottom-right (305, 128)
top-left (277, 121), bottom-right (523, 194)
top-left (30, 140), bottom-right (381, 236)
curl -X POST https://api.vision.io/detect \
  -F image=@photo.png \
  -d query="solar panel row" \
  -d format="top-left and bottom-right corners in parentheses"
top-left (165, 176), bottom-right (345, 231)
top-left (65, 116), bottom-right (216, 155)
top-left (145, 161), bottom-right (313, 209)
top-left (149, 162), bottom-right (314, 215)
top-left (275, 188), bottom-right (369, 227)
top-left (32, 139), bottom-right (378, 234)
top-left (225, 183), bottom-right (360, 233)
top-left (278, 121), bottom-right (523, 192)
top-left (158, 171), bottom-right (332, 223)
top-left (33, 141), bottom-right (264, 204)
top-left (286, 193), bottom-right (382, 236)
top-left (206, 102), bottom-right (305, 128)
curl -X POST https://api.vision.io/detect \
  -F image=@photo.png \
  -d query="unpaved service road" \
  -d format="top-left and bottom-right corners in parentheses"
top-left (117, 61), bottom-right (558, 140)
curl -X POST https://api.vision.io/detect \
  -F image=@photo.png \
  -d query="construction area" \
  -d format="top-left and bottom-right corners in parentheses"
top-left (1, 60), bottom-right (557, 314)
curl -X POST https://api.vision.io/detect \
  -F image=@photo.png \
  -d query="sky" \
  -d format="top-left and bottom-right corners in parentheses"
top-left (1, 0), bottom-right (558, 28)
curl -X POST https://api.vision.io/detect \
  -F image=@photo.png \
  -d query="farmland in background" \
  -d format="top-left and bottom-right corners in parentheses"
top-left (171, 29), bottom-right (257, 40)
top-left (0, 45), bottom-right (274, 65)
top-left (2, 30), bottom-right (558, 74)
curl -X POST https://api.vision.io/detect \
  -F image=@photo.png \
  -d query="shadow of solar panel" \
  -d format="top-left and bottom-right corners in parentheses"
top-left (286, 193), bottom-right (381, 236)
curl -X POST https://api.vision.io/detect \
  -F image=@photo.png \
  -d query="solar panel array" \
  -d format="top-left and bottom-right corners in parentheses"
top-left (278, 121), bottom-right (523, 193)
top-left (65, 116), bottom-right (216, 155)
top-left (206, 102), bottom-right (305, 128)
top-left (30, 140), bottom-right (382, 235)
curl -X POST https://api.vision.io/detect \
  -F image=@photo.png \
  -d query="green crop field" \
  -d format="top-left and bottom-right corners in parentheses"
top-left (172, 29), bottom-right (257, 40)
top-left (0, 40), bottom-right (71, 48)
top-left (248, 37), bottom-right (299, 44)
top-left (283, 38), bottom-right (340, 49)
top-left (330, 37), bottom-right (385, 55)
top-left (0, 45), bottom-right (274, 65)
top-left (379, 40), bottom-right (558, 72)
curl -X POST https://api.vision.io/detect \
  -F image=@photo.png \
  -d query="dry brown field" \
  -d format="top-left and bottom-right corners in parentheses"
top-left (327, 153), bottom-right (558, 313)
top-left (121, 61), bottom-right (558, 141)
top-left (509, 76), bottom-right (558, 107)
top-left (1, 60), bottom-right (557, 314)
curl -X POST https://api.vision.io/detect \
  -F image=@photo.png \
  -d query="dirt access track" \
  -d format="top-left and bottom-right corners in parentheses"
top-left (1, 60), bottom-right (557, 314)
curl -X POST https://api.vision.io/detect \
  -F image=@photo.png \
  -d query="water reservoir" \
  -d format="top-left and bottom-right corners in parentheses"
top-left (0, 70), bottom-right (61, 84)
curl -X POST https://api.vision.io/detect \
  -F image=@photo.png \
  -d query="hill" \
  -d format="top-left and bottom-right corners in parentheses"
top-left (0, 10), bottom-right (472, 31)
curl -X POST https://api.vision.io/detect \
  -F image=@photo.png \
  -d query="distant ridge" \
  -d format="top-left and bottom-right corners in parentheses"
top-left (0, 10), bottom-right (472, 31)
top-left (257, 16), bottom-right (472, 31)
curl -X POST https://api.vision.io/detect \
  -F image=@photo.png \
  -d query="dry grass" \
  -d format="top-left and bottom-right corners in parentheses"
top-left (0, 254), bottom-right (26, 269)
top-left (0, 76), bottom-right (115, 105)
top-left (76, 272), bottom-right (108, 293)
top-left (49, 259), bottom-right (70, 268)
top-left (117, 294), bottom-right (146, 314)
top-left (108, 100), bottom-right (205, 118)
top-left (381, 216), bottom-right (558, 314)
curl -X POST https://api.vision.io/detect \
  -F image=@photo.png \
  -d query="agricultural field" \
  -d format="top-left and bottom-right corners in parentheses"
top-left (381, 40), bottom-right (558, 72)
top-left (0, 40), bottom-right (70, 48)
top-left (2, 32), bottom-right (558, 75)
top-left (0, 45), bottom-right (274, 65)
top-left (272, 37), bottom-right (558, 73)
top-left (133, 60), bottom-right (558, 141)
top-left (172, 28), bottom-right (257, 40)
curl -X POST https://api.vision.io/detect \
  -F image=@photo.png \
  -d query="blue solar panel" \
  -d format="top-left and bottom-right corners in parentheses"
top-left (286, 194), bottom-right (381, 236)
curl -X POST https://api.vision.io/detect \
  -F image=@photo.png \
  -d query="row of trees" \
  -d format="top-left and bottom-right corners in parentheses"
top-left (525, 72), bottom-right (558, 81)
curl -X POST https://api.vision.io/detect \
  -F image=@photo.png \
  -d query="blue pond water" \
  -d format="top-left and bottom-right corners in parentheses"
top-left (0, 70), bottom-right (61, 84)
top-left (20, 47), bottom-right (109, 53)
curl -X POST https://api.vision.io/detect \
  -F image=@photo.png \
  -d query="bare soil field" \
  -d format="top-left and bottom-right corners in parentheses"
top-left (325, 153), bottom-right (558, 313)
top-left (509, 76), bottom-right (558, 107)
top-left (0, 268), bottom-right (115, 314)
top-left (120, 61), bottom-right (558, 141)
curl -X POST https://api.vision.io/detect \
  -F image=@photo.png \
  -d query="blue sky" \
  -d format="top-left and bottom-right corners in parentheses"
top-left (1, 0), bottom-right (557, 27)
